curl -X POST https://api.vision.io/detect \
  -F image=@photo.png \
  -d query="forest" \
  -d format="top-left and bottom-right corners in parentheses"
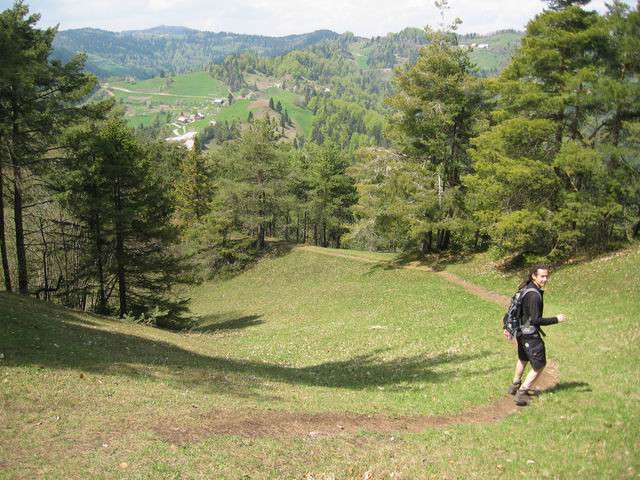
top-left (1, 0), bottom-right (638, 327)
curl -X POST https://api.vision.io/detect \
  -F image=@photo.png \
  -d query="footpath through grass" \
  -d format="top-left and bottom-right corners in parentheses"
top-left (0, 246), bottom-right (638, 478)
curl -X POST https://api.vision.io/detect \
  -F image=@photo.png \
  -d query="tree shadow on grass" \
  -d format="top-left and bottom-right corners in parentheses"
top-left (0, 293), bottom-right (492, 398)
top-left (192, 313), bottom-right (264, 333)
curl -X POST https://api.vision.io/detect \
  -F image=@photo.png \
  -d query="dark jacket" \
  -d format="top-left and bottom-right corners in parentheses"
top-left (521, 282), bottom-right (558, 336)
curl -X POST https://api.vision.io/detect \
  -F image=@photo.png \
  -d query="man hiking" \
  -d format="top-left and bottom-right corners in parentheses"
top-left (505, 265), bottom-right (567, 406)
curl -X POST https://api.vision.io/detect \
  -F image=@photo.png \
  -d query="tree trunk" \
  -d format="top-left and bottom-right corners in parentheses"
top-left (257, 223), bottom-right (265, 250)
top-left (0, 153), bottom-right (12, 292)
top-left (436, 229), bottom-right (450, 251)
top-left (115, 189), bottom-right (127, 318)
top-left (38, 219), bottom-right (49, 301)
top-left (303, 211), bottom-right (307, 243)
top-left (10, 95), bottom-right (28, 294)
top-left (12, 162), bottom-right (28, 294)
top-left (59, 214), bottom-right (70, 305)
top-left (322, 219), bottom-right (327, 247)
top-left (421, 231), bottom-right (432, 255)
top-left (94, 213), bottom-right (107, 314)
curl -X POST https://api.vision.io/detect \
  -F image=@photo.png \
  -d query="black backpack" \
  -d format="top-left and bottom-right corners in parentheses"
top-left (503, 285), bottom-right (541, 338)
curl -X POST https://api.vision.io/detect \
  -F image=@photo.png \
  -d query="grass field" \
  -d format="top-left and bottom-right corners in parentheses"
top-left (105, 71), bottom-right (314, 139)
top-left (110, 71), bottom-right (229, 98)
top-left (1, 245), bottom-right (638, 478)
top-left (461, 32), bottom-right (523, 73)
top-left (263, 88), bottom-right (313, 139)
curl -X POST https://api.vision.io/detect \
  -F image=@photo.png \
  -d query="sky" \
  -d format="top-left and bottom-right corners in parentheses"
top-left (0, 0), bottom-right (635, 37)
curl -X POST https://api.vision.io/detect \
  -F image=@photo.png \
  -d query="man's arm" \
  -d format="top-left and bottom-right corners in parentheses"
top-left (523, 292), bottom-right (558, 327)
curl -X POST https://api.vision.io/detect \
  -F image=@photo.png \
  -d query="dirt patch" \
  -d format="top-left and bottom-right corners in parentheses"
top-left (128, 95), bottom-right (151, 101)
top-left (154, 398), bottom-right (517, 444)
top-left (153, 368), bottom-right (560, 445)
top-left (249, 98), bottom-right (269, 109)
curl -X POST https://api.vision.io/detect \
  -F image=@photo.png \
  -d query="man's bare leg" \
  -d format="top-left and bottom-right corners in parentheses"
top-left (513, 359), bottom-right (527, 383)
top-left (521, 365), bottom-right (544, 391)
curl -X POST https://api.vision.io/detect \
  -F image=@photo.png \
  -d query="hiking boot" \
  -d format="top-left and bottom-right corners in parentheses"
top-left (507, 381), bottom-right (521, 395)
top-left (514, 389), bottom-right (530, 406)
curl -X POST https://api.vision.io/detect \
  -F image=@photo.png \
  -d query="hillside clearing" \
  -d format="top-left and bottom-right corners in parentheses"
top-left (1, 246), bottom-right (638, 478)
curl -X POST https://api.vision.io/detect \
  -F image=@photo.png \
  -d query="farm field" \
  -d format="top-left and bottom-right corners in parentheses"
top-left (1, 245), bottom-right (638, 478)
top-left (103, 71), bottom-right (313, 140)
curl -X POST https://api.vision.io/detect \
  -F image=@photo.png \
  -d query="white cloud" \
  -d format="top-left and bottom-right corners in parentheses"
top-left (0, 0), bottom-right (635, 37)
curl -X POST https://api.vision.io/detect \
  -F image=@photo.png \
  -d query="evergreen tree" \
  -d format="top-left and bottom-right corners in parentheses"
top-left (463, 1), bottom-right (640, 258)
top-left (0, 2), bottom-right (98, 293)
top-left (174, 139), bottom-right (210, 226)
top-left (211, 119), bottom-right (289, 250)
top-left (384, 26), bottom-right (488, 252)
top-left (59, 116), bottom-right (187, 320)
top-left (276, 100), bottom-right (283, 112)
top-left (269, 97), bottom-right (275, 109)
top-left (304, 143), bottom-right (357, 247)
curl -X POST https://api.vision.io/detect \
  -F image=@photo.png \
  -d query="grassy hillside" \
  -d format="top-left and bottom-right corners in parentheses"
top-left (104, 71), bottom-right (314, 139)
top-left (460, 31), bottom-right (522, 73)
top-left (1, 245), bottom-right (638, 478)
top-left (53, 27), bottom-right (340, 79)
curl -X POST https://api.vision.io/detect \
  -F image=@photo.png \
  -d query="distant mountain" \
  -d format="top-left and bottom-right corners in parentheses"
top-left (53, 27), bottom-right (340, 79)
top-left (358, 28), bottom-right (522, 76)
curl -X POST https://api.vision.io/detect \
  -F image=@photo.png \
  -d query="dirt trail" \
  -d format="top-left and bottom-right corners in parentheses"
top-left (156, 366), bottom-right (560, 443)
top-left (298, 246), bottom-right (511, 306)
top-left (155, 369), bottom-right (559, 443)
top-left (155, 246), bottom-right (560, 443)
top-left (155, 397), bottom-right (522, 443)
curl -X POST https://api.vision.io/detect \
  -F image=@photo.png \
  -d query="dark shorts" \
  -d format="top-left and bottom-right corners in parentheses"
top-left (517, 335), bottom-right (547, 370)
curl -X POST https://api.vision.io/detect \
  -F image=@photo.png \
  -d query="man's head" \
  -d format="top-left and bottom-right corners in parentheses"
top-left (529, 264), bottom-right (550, 289)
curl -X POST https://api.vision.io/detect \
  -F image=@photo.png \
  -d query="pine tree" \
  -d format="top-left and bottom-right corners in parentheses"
top-left (269, 97), bottom-right (275, 110)
top-left (210, 120), bottom-right (288, 250)
top-left (59, 116), bottom-right (187, 319)
top-left (174, 139), bottom-right (210, 226)
top-left (463, 1), bottom-right (640, 257)
top-left (385, 26), bottom-right (488, 252)
top-left (0, 2), bottom-right (98, 293)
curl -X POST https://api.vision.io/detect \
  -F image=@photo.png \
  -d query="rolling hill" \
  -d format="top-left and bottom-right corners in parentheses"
top-left (1, 244), bottom-right (638, 477)
top-left (53, 27), bottom-right (340, 79)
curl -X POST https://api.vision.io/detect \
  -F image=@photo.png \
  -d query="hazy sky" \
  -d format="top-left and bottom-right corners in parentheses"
top-left (0, 0), bottom-right (634, 37)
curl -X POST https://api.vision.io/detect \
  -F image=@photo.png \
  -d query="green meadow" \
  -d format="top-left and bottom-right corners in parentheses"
top-left (263, 87), bottom-right (313, 138)
top-left (104, 71), bottom-right (314, 138)
top-left (1, 245), bottom-right (638, 478)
